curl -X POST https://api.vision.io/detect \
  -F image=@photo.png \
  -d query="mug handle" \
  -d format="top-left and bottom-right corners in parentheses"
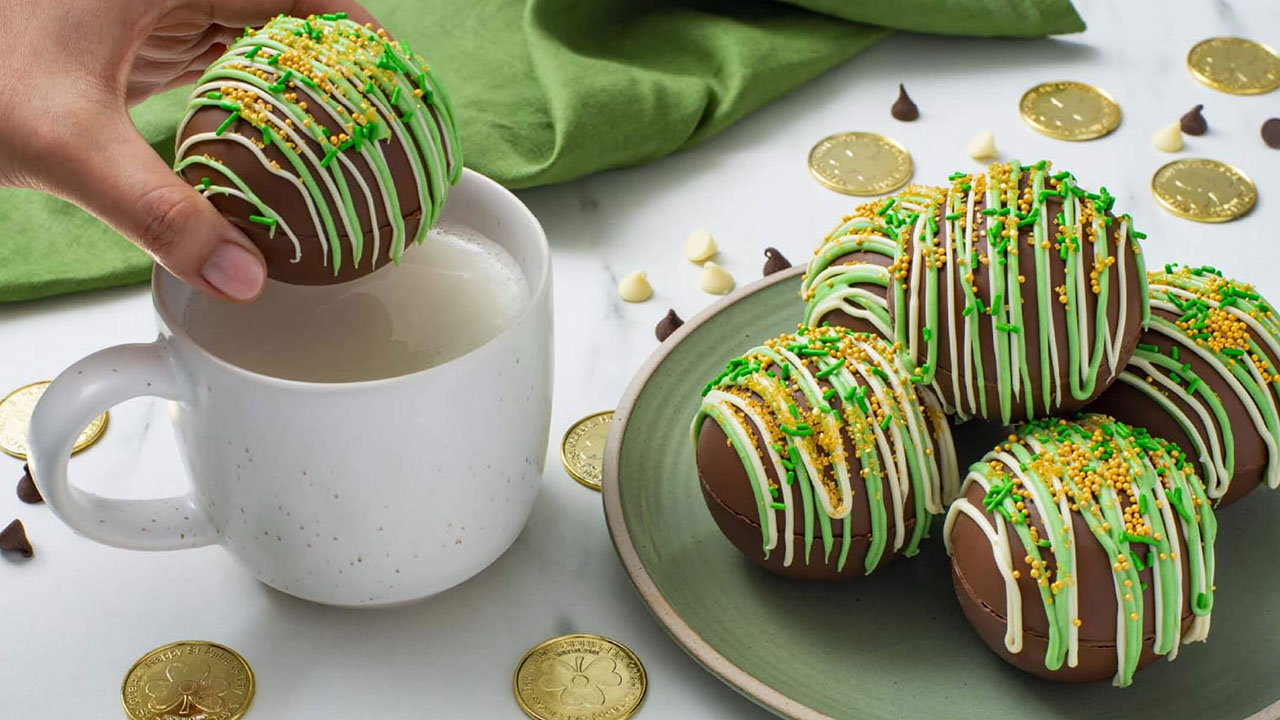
top-left (28, 340), bottom-right (219, 550)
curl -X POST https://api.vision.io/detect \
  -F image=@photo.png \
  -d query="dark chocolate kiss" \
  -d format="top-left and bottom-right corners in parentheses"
top-left (1180, 104), bottom-right (1207, 136)
top-left (763, 247), bottom-right (792, 276)
top-left (655, 309), bottom-right (684, 342)
top-left (16, 464), bottom-right (41, 504)
top-left (891, 84), bottom-right (919, 121)
top-left (1263, 118), bottom-right (1280, 149)
top-left (0, 519), bottom-right (32, 558)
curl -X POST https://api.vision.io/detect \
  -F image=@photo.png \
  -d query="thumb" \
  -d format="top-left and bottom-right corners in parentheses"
top-left (53, 115), bottom-right (267, 302)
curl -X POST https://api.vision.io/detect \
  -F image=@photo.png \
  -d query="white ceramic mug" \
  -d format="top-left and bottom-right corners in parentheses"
top-left (28, 169), bottom-right (553, 607)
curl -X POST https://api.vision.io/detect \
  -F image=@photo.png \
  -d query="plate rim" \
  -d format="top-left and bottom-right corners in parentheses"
top-left (601, 265), bottom-right (832, 720)
top-left (600, 263), bottom-right (1280, 720)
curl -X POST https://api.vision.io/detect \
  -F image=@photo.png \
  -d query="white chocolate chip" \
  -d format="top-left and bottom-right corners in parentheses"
top-left (684, 229), bottom-right (718, 263)
top-left (698, 261), bottom-right (735, 295)
top-left (617, 271), bottom-right (652, 303)
top-left (1152, 122), bottom-right (1183, 152)
top-left (967, 130), bottom-right (997, 160)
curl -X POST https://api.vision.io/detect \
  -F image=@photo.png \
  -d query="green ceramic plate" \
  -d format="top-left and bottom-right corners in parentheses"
top-left (603, 266), bottom-right (1280, 720)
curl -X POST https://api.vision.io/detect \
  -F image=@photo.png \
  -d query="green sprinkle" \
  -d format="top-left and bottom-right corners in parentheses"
top-left (320, 148), bottom-right (337, 168)
top-left (877, 198), bottom-right (896, 215)
top-left (922, 327), bottom-right (933, 341)
top-left (945, 212), bottom-right (962, 221)
top-left (392, 87), bottom-right (402, 105)
top-left (205, 91), bottom-right (222, 100)
top-left (248, 215), bottom-right (276, 227)
top-left (780, 424), bottom-right (813, 437)
top-left (200, 177), bottom-right (211, 191)
top-left (1196, 593), bottom-right (1210, 611)
top-left (995, 323), bottom-right (1021, 334)
top-left (815, 359), bottom-right (845, 379)
top-left (771, 501), bottom-right (786, 511)
top-left (880, 414), bottom-right (892, 430)
top-left (1137, 343), bottom-right (1160, 353)
top-left (215, 112), bottom-right (238, 136)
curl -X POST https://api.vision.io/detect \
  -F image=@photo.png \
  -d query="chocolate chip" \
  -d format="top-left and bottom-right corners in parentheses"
top-left (655, 309), bottom-right (684, 342)
top-left (16, 464), bottom-right (41, 504)
top-left (763, 247), bottom-right (792, 276)
top-left (1263, 118), bottom-right (1280, 149)
top-left (891, 84), bottom-right (919, 122)
top-left (0, 519), bottom-right (32, 558)
top-left (1180, 104), bottom-right (1207, 136)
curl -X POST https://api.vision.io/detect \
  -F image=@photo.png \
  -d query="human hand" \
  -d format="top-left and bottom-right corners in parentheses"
top-left (0, 0), bottom-right (374, 301)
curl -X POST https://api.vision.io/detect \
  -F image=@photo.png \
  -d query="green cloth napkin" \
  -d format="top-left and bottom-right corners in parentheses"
top-left (0, 0), bottom-right (1082, 303)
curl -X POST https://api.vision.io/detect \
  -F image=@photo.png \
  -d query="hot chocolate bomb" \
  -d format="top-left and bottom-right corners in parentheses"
top-left (802, 162), bottom-right (1149, 424)
top-left (1089, 266), bottom-right (1280, 508)
top-left (945, 414), bottom-right (1217, 687)
top-left (175, 14), bottom-right (462, 285)
top-left (693, 327), bottom-right (959, 580)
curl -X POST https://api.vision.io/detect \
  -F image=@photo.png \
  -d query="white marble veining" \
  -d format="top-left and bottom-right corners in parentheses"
top-left (1, 0), bottom-right (1278, 716)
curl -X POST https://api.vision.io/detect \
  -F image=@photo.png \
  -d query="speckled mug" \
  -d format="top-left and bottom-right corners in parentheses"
top-left (28, 169), bottom-right (553, 607)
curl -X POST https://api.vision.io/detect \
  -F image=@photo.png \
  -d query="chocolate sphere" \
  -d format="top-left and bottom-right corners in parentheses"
top-left (802, 162), bottom-right (1148, 424)
top-left (693, 327), bottom-right (958, 580)
top-left (944, 414), bottom-right (1218, 686)
top-left (174, 14), bottom-right (462, 285)
top-left (1088, 266), bottom-right (1280, 508)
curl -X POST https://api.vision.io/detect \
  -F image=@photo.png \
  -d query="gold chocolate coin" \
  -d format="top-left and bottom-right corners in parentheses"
top-left (514, 634), bottom-right (647, 720)
top-left (807, 132), bottom-right (913, 196)
top-left (0, 381), bottom-right (107, 460)
top-left (561, 411), bottom-right (613, 491)
top-left (1019, 81), bottom-right (1121, 141)
top-left (122, 640), bottom-right (255, 720)
top-left (1152, 158), bottom-right (1257, 223)
top-left (1187, 37), bottom-right (1280, 95)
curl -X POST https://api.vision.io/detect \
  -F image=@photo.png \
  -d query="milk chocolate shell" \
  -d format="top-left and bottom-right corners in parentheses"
top-left (692, 327), bottom-right (958, 580)
top-left (944, 414), bottom-right (1218, 687)
top-left (802, 161), bottom-right (1149, 425)
top-left (1089, 265), bottom-right (1280, 508)
top-left (174, 14), bottom-right (462, 285)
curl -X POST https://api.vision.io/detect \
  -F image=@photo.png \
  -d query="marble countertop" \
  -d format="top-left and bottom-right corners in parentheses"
top-left (3, 0), bottom-right (1278, 717)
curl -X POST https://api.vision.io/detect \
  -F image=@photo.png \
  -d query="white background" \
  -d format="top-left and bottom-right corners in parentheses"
top-left (2, 0), bottom-right (1278, 717)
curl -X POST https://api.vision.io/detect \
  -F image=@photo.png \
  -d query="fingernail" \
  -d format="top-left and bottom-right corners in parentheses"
top-left (201, 242), bottom-right (265, 301)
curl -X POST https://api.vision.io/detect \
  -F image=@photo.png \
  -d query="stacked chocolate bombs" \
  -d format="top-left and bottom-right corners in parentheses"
top-left (174, 13), bottom-right (462, 285)
top-left (692, 160), bottom-right (1280, 687)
